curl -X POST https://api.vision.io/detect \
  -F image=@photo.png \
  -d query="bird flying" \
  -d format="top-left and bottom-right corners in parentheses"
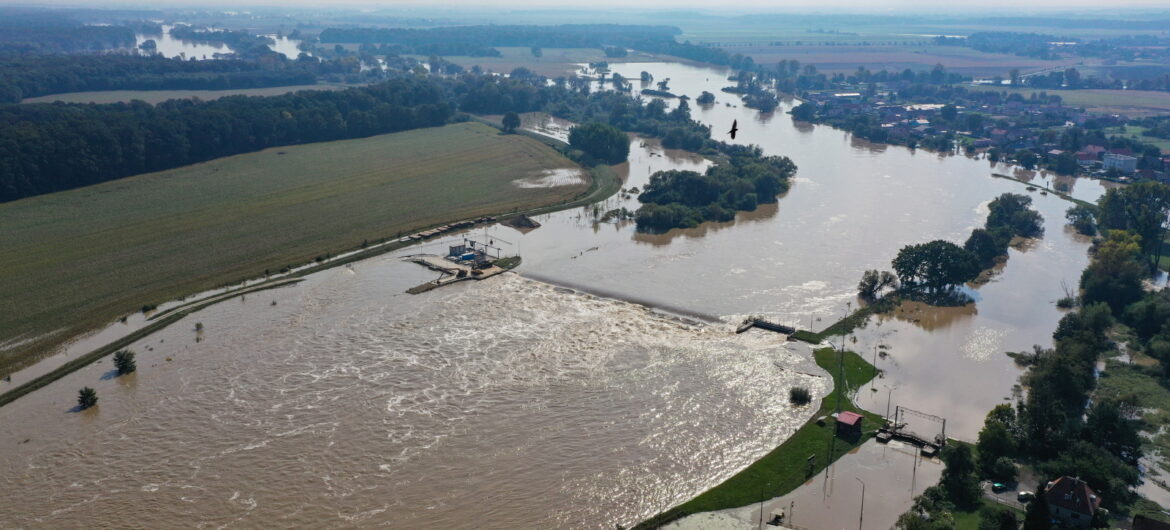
top-left (728, 120), bottom-right (738, 140)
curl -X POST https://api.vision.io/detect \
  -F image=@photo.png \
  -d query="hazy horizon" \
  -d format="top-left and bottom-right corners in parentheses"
top-left (5, 0), bottom-right (1170, 14)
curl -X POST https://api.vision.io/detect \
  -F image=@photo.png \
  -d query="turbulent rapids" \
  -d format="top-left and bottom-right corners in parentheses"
top-left (0, 272), bottom-right (825, 528)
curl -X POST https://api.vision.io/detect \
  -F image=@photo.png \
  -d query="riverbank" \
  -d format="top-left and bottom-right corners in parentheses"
top-left (0, 121), bottom-right (622, 393)
top-left (633, 347), bottom-right (881, 529)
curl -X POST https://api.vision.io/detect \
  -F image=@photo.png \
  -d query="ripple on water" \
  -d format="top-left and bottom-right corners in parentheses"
top-left (0, 273), bottom-right (825, 529)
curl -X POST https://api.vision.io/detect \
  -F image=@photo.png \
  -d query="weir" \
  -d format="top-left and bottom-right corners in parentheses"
top-left (735, 317), bottom-right (797, 335)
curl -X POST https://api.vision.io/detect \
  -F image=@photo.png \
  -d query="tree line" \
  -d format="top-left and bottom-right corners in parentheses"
top-left (318, 24), bottom-right (734, 67)
top-left (0, 53), bottom-right (371, 104)
top-left (1, 69), bottom-right (727, 202)
top-left (0, 77), bottom-right (453, 201)
top-left (0, 10), bottom-right (136, 54)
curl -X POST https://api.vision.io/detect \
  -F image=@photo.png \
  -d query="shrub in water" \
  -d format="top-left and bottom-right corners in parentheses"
top-left (789, 386), bottom-right (812, 406)
top-left (78, 387), bottom-right (98, 409)
top-left (113, 349), bottom-right (136, 375)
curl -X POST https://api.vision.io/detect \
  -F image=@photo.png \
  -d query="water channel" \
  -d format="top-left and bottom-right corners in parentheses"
top-left (0, 61), bottom-right (1117, 528)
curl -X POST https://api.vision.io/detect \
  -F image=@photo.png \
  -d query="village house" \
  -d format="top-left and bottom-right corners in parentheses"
top-left (1044, 476), bottom-right (1102, 528)
top-left (835, 411), bottom-right (864, 441)
top-left (1104, 153), bottom-right (1138, 174)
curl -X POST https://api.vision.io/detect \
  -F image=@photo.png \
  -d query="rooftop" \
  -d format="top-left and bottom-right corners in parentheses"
top-left (836, 411), bottom-right (863, 426)
top-left (1045, 476), bottom-right (1101, 517)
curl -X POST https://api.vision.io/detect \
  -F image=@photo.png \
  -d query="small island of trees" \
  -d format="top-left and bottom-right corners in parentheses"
top-left (861, 193), bottom-right (1044, 305)
top-left (634, 145), bottom-right (796, 233)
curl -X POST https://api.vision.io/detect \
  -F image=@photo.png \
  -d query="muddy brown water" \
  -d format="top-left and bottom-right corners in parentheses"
top-left (0, 62), bottom-right (1120, 527)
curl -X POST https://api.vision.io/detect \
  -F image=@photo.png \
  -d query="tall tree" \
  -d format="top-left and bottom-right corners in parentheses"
top-left (940, 444), bottom-right (982, 508)
top-left (1080, 231), bottom-right (1145, 313)
top-left (502, 111), bottom-right (521, 133)
top-left (1022, 483), bottom-right (1051, 530)
top-left (1096, 182), bottom-right (1170, 269)
top-left (892, 240), bottom-right (980, 294)
top-left (568, 122), bottom-right (630, 165)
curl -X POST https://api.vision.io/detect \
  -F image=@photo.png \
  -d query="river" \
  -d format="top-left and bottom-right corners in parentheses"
top-left (0, 61), bottom-right (1115, 528)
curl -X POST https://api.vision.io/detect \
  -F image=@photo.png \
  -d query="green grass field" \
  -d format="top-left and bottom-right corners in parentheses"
top-left (1098, 361), bottom-right (1170, 474)
top-left (0, 121), bottom-right (588, 376)
top-left (738, 44), bottom-right (1067, 76)
top-left (20, 83), bottom-right (356, 105)
top-left (1106, 126), bottom-right (1170, 153)
top-left (634, 347), bottom-right (881, 529)
top-left (967, 85), bottom-right (1170, 117)
top-left (953, 499), bottom-right (1026, 530)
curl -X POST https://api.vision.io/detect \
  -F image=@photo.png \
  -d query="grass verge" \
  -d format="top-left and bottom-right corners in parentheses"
top-left (632, 347), bottom-right (881, 529)
top-left (953, 499), bottom-right (1026, 530)
top-left (791, 300), bottom-right (891, 344)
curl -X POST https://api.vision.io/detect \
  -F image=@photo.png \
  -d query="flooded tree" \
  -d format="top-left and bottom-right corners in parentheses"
top-left (1065, 204), bottom-right (1097, 236)
top-left (77, 387), bottom-right (98, 410)
top-left (113, 349), bottom-right (136, 375)
top-left (857, 269), bottom-right (898, 300)
top-left (892, 240), bottom-right (980, 295)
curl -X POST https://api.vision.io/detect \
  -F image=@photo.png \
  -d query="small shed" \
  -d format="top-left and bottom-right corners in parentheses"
top-left (836, 411), bottom-right (864, 439)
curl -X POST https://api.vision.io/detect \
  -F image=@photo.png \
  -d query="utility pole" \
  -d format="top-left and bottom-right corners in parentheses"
top-left (856, 477), bottom-right (866, 530)
top-left (885, 388), bottom-right (893, 423)
top-left (871, 345), bottom-right (878, 390)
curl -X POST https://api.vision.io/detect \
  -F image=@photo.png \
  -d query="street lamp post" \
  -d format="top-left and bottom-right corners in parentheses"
top-left (856, 477), bottom-right (866, 530)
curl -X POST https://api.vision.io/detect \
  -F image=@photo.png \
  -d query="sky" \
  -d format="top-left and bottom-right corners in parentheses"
top-left (8, 0), bottom-right (1170, 11)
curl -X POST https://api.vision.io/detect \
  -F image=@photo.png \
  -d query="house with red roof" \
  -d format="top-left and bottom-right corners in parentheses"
top-left (1045, 476), bottom-right (1102, 528)
top-left (835, 411), bottom-right (864, 440)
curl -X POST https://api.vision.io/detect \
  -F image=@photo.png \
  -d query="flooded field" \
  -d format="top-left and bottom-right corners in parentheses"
top-left (136, 25), bottom-right (231, 60)
top-left (0, 61), bottom-right (1118, 526)
top-left (666, 440), bottom-right (944, 530)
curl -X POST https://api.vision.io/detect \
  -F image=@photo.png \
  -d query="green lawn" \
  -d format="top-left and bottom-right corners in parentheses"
top-left (1106, 126), bottom-right (1170, 154)
top-left (0, 122), bottom-right (589, 376)
top-left (1098, 360), bottom-right (1170, 474)
top-left (633, 347), bottom-right (881, 529)
top-left (967, 85), bottom-right (1170, 117)
top-left (953, 499), bottom-right (1026, 530)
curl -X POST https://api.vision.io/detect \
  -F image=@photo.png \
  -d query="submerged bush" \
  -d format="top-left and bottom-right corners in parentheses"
top-left (113, 349), bottom-right (136, 375)
top-left (789, 386), bottom-right (812, 406)
top-left (77, 387), bottom-right (98, 410)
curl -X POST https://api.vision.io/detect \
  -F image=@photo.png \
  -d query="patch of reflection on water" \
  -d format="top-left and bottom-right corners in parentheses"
top-left (886, 301), bottom-right (979, 333)
top-left (961, 326), bottom-right (1009, 362)
top-left (633, 202), bottom-right (780, 246)
top-left (511, 168), bottom-right (586, 188)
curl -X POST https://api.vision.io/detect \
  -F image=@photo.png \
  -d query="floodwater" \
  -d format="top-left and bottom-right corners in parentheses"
top-left (0, 62), bottom-right (1117, 526)
top-left (136, 25), bottom-right (232, 60)
top-left (512, 168), bottom-right (588, 189)
top-left (665, 440), bottom-right (944, 530)
top-left (0, 269), bottom-right (824, 528)
top-left (266, 34), bottom-right (308, 60)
